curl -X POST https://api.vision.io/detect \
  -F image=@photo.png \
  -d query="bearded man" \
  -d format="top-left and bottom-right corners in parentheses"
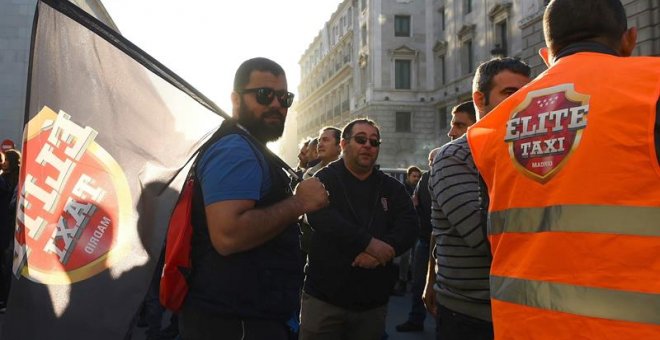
top-left (179, 57), bottom-right (329, 340)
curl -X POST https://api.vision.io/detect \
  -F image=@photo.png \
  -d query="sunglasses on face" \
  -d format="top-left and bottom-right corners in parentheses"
top-left (348, 135), bottom-right (381, 147)
top-left (239, 87), bottom-right (295, 108)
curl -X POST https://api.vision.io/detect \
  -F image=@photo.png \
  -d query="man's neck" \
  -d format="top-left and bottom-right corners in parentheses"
top-left (320, 158), bottom-right (335, 167)
top-left (343, 160), bottom-right (373, 181)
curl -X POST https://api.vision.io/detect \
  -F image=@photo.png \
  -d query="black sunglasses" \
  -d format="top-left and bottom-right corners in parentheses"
top-left (348, 135), bottom-right (381, 147)
top-left (239, 87), bottom-right (295, 108)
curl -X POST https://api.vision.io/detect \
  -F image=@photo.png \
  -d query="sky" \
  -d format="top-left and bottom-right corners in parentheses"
top-left (103, 0), bottom-right (342, 116)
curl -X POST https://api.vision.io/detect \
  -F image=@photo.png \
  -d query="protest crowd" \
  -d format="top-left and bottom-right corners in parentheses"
top-left (1, 0), bottom-right (659, 339)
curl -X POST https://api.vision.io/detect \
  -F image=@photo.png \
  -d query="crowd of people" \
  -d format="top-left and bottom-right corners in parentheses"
top-left (171, 1), bottom-right (657, 339)
top-left (2, 0), bottom-right (658, 339)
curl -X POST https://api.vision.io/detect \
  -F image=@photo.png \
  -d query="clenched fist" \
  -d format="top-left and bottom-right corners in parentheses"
top-left (293, 178), bottom-right (330, 213)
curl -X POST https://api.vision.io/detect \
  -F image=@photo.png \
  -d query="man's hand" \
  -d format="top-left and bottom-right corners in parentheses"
top-left (365, 238), bottom-right (395, 265)
top-left (352, 252), bottom-right (380, 269)
top-left (423, 282), bottom-right (437, 317)
top-left (293, 178), bottom-right (329, 213)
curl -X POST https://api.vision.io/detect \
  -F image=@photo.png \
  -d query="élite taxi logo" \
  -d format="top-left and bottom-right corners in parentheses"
top-left (504, 84), bottom-right (590, 183)
top-left (14, 107), bottom-right (132, 284)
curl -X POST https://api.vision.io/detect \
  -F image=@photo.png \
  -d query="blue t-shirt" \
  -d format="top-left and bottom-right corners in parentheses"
top-left (197, 134), bottom-right (271, 205)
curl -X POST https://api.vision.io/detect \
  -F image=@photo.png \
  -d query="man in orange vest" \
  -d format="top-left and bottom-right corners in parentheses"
top-left (467, 0), bottom-right (660, 338)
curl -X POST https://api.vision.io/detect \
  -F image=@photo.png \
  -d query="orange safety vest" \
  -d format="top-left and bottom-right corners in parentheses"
top-left (467, 53), bottom-right (660, 339)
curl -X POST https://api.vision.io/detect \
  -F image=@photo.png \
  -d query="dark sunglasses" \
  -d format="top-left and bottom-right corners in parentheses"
top-left (348, 135), bottom-right (381, 147)
top-left (240, 87), bottom-right (295, 108)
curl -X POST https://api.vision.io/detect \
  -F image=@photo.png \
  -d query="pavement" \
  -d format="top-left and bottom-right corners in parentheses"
top-left (0, 290), bottom-right (435, 340)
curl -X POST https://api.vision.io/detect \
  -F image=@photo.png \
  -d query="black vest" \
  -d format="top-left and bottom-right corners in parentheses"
top-left (185, 120), bottom-right (302, 321)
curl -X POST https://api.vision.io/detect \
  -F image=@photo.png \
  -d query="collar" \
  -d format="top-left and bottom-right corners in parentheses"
top-left (554, 41), bottom-right (619, 62)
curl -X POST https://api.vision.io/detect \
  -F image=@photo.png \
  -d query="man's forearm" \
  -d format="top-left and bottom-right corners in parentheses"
top-left (423, 237), bottom-right (438, 316)
top-left (207, 196), bottom-right (305, 256)
top-left (425, 237), bottom-right (436, 287)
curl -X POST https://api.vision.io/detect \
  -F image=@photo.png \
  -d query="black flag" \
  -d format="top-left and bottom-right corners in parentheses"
top-left (1, 0), bottom-right (236, 338)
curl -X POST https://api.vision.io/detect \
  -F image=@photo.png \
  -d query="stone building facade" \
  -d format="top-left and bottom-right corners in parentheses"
top-left (285, 0), bottom-right (659, 169)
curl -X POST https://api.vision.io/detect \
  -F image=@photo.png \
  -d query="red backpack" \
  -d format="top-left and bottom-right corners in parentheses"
top-left (159, 173), bottom-right (196, 312)
top-left (159, 126), bottom-right (223, 312)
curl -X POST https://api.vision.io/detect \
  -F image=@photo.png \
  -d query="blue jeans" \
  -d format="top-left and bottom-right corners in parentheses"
top-left (407, 238), bottom-right (430, 324)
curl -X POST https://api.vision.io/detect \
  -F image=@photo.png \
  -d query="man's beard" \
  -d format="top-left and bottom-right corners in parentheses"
top-left (237, 104), bottom-right (285, 144)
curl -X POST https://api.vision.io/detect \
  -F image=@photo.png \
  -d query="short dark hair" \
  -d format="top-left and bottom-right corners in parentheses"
top-left (233, 57), bottom-right (286, 91)
top-left (544, 0), bottom-right (627, 55)
top-left (341, 118), bottom-right (381, 140)
top-left (452, 100), bottom-right (477, 123)
top-left (406, 166), bottom-right (421, 176)
top-left (319, 126), bottom-right (341, 145)
top-left (3, 149), bottom-right (20, 171)
top-left (473, 58), bottom-right (531, 105)
top-left (309, 137), bottom-right (319, 146)
top-left (2, 149), bottom-right (21, 188)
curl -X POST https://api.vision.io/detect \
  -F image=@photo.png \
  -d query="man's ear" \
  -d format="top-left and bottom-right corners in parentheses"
top-left (472, 91), bottom-right (486, 119)
top-left (619, 27), bottom-right (637, 57)
top-left (539, 47), bottom-right (553, 67)
top-left (231, 91), bottom-right (240, 118)
top-left (340, 138), bottom-right (347, 151)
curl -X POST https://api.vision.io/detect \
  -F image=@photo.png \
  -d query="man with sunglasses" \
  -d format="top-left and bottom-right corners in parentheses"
top-left (180, 57), bottom-right (329, 340)
top-left (300, 119), bottom-right (418, 339)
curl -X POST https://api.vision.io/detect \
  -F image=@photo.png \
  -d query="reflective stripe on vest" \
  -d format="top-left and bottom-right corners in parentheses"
top-left (491, 275), bottom-right (660, 325)
top-left (489, 204), bottom-right (660, 236)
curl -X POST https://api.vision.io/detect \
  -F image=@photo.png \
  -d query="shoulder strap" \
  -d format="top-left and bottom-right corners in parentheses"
top-left (190, 119), bottom-right (298, 183)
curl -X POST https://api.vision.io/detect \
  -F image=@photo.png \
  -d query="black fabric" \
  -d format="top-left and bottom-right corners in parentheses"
top-left (304, 160), bottom-right (418, 310)
top-left (343, 171), bottom-right (380, 227)
top-left (185, 119), bottom-right (301, 322)
top-left (435, 304), bottom-right (493, 340)
top-left (416, 172), bottom-right (432, 240)
top-left (180, 307), bottom-right (289, 340)
top-left (477, 174), bottom-right (490, 248)
top-left (553, 41), bottom-right (619, 61)
top-left (0, 177), bottom-right (14, 305)
top-left (655, 99), bottom-right (660, 164)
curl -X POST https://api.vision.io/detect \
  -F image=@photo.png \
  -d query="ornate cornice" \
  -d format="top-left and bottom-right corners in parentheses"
top-left (457, 24), bottom-right (476, 41)
top-left (488, 2), bottom-right (512, 20)
top-left (388, 45), bottom-right (419, 58)
top-left (433, 40), bottom-right (448, 55)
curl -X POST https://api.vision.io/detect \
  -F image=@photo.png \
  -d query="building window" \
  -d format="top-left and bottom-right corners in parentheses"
top-left (361, 25), bottom-right (368, 46)
top-left (493, 19), bottom-right (508, 56)
top-left (394, 15), bottom-right (411, 37)
top-left (440, 7), bottom-right (445, 31)
top-left (438, 106), bottom-right (447, 129)
top-left (439, 55), bottom-right (446, 85)
top-left (462, 39), bottom-right (474, 74)
top-left (396, 112), bottom-right (412, 132)
top-left (395, 59), bottom-right (411, 89)
top-left (463, 0), bottom-right (472, 14)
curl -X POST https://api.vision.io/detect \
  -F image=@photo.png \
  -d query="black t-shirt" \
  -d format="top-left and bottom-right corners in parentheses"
top-left (655, 99), bottom-right (659, 164)
top-left (342, 170), bottom-right (380, 228)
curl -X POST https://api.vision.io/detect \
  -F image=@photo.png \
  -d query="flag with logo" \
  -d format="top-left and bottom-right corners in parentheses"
top-left (1, 0), bottom-right (227, 338)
